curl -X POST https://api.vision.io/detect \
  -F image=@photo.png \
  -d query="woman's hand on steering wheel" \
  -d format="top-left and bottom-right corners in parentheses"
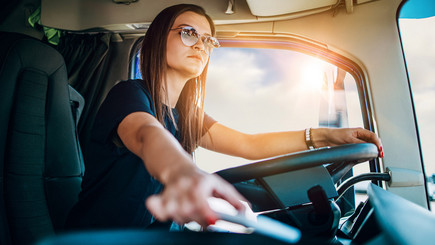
top-left (312, 127), bottom-right (384, 157)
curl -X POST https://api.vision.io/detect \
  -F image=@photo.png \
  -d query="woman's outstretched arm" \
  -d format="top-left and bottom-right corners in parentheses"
top-left (118, 112), bottom-right (246, 227)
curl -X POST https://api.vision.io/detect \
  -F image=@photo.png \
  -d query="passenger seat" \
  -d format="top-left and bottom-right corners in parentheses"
top-left (0, 32), bottom-right (84, 245)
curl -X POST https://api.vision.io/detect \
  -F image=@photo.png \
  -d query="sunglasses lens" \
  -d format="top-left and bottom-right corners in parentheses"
top-left (181, 28), bottom-right (198, 46)
top-left (205, 37), bottom-right (220, 49)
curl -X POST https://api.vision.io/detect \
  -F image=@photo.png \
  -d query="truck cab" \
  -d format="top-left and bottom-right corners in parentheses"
top-left (1, 0), bottom-right (434, 244)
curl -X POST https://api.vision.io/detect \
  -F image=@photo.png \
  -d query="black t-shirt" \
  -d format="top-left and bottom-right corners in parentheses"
top-left (65, 80), bottom-right (181, 229)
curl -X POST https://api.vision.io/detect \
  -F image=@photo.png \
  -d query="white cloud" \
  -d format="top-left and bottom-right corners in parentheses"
top-left (208, 49), bottom-right (266, 94)
top-left (205, 49), bottom-right (326, 134)
top-left (400, 17), bottom-right (435, 90)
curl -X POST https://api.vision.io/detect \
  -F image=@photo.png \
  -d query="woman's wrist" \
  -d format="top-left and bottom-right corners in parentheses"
top-left (164, 162), bottom-right (204, 185)
top-left (156, 150), bottom-right (198, 185)
top-left (310, 128), bottom-right (328, 148)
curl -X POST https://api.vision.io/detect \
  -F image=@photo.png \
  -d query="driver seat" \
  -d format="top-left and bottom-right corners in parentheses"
top-left (0, 32), bottom-right (84, 245)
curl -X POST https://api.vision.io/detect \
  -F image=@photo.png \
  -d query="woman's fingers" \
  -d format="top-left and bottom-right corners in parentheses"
top-left (352, 128), bottom-right (384, 157)
top-left (323, 127), bottom-right (384, 157)
top-left (146, 195), bottom-right (169, 221)
top-left (147, 192), bottom-right (209, 226)
top-left (145, 173), bottom-right (246, 227)
top-left (210, 175), bottom-right (248, 212)
top-left (354, 128), bottom-right (382, 148)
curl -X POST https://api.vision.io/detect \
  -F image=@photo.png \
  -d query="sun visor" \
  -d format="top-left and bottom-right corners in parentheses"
top-left (246, 0), bottom-right (378, 17)
top-left (246, 0), bottom-right (337, 17)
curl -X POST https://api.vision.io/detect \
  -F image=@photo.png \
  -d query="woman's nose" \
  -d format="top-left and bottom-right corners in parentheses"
top-left (193, 36), bottom-right (206, 52)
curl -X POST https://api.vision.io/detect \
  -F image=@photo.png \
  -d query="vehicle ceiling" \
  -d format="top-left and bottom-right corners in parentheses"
top-left (41, 0), bottom-right (379, 33)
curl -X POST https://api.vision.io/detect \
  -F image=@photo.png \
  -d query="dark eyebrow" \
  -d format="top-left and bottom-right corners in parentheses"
top-left (176, 24), bottom-right (190, 28)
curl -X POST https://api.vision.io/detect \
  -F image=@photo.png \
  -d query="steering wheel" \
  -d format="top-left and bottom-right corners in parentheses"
top-left (214, 143), bottom-right (379, 240)
top-left (216, 143), bottom-right (379, 184)
top-left (213, 143), bottom-right (380, 240)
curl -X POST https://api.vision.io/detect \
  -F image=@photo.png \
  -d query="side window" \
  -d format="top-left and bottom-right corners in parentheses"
top-left (132, 50), bottom-right (142, 79)
top-left (195, 47), bottom-right (366, 174)
top-left (399, 3), bottom-right (435, 210)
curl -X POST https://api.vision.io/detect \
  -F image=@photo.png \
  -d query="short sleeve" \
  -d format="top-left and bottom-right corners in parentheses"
top-left (91, 80), bottom-right (155, 143)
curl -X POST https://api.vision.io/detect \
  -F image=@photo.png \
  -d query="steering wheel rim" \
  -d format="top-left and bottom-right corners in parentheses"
top-left (216, 143), bottom-right (379, 184)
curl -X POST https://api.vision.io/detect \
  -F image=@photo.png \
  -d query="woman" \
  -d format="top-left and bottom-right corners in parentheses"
top-left (66, 4), bottom-right (383, 230)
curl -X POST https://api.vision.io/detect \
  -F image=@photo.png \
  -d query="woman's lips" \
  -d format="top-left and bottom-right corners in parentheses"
top-left (188, 55), bottom-right (203, 62)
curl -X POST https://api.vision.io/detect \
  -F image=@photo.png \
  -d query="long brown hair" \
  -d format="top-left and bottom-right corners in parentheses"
top-left (139, 4), bottom-right (215, 154)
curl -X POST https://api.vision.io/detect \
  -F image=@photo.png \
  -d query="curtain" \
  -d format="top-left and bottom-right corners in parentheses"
top-left (57, 33), bottom-right (113, 151)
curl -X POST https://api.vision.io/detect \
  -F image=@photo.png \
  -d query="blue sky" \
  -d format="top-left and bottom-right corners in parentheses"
top-left (400, 0), bottom-right (435, 19)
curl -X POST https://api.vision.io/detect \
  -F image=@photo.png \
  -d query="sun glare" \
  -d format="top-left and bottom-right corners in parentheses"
top-left (300, 61), bottom-right (326, 91)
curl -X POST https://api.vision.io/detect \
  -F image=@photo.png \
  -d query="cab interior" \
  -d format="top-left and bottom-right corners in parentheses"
top-left (1, 0), bottom-right (434, 244)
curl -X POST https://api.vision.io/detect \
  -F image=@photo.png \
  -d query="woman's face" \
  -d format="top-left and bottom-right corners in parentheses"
top-left (166, 11), bottom-right (212, 81)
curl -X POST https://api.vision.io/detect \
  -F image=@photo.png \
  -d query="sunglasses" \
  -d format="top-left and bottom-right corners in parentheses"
top-left (171, 26), bottom-right (220, 54)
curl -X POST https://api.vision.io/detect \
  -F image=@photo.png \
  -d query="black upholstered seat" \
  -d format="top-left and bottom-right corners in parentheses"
top-left (0, 32), bottom-right (84, 245)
